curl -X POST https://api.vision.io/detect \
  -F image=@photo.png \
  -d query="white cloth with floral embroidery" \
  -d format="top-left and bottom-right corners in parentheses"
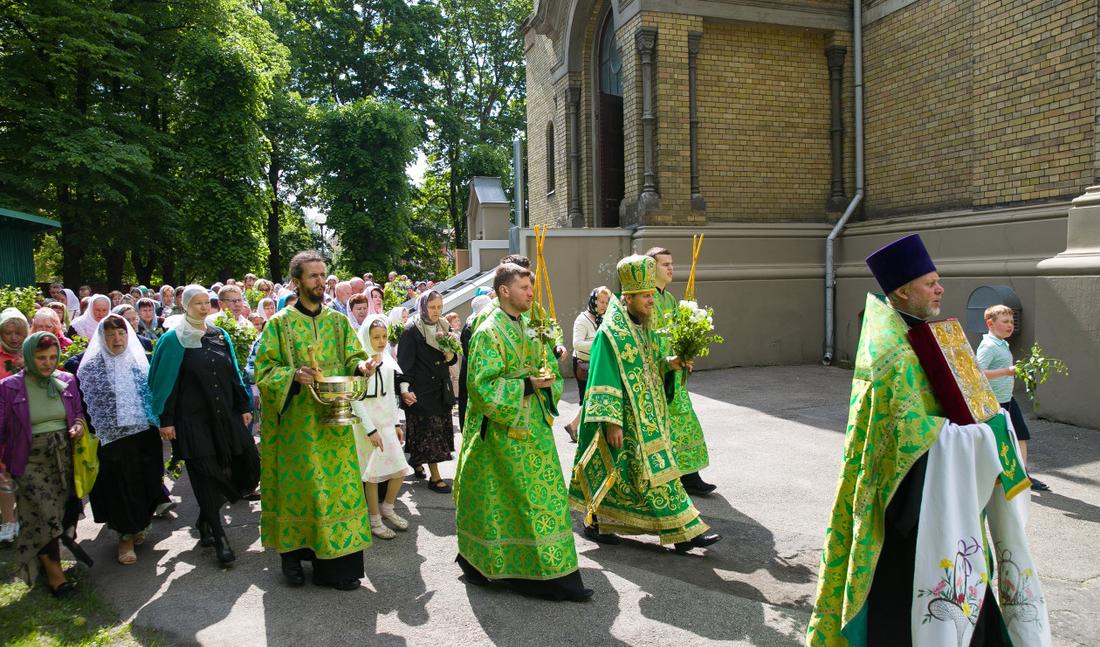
top-left (912, 412), bottom-right (1050, 647)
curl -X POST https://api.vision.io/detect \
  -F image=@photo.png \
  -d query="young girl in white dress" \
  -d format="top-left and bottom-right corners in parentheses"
top-left (352, 315), bottom-right (413, 539)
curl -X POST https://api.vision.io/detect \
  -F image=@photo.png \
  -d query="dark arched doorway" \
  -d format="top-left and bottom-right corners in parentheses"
top-left (594, 11), bottom-right (623, 227)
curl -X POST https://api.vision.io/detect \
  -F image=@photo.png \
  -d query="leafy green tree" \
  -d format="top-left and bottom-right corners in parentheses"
top-left (315, 98), bottom-right (418, 276)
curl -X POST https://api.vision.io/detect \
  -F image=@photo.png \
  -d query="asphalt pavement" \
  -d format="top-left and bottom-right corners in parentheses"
top-left (70, 365), bottom-right (1099, 646)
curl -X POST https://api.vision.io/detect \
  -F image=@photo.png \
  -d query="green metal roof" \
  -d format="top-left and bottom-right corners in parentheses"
top-left (0, 207), bottom-right (60, 229)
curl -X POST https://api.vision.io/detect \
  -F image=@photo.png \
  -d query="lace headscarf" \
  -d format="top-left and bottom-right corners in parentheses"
top-left (177, 285), bottom-right (210, 349)
top-left (77, 315), bottom-right (157, 445)
top-left (21, 332), bottom-right (66, 399)
top-left (62, 289), bottom-right (81, 318)
top-left (412, 290), bottom-right (448, 353)
top-left (70, 294), bottom-right (111, 339)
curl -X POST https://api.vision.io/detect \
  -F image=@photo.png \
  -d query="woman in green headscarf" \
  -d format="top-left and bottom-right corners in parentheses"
top-left (0, 332), bottom-right (87, 596)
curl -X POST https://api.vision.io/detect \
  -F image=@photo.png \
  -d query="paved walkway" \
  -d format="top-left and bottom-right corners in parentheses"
top-left (73, 366), bottom-right (1099, 646)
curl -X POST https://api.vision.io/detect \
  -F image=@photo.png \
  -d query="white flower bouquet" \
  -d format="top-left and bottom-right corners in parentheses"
top-left (661, 299), bottom-right (724, 361)
top-left (435, 330), bottom-right (462, 356)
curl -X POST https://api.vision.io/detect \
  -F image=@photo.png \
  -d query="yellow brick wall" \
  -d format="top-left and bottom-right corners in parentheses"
top-left (972, 0), bottom-right (1096, 206)
top-left (525, 34), bottom-right (565, 228)
top-left (696, 21), bottom-right (836, 221)
top-left (864, 0), bottom-right (1097, 216)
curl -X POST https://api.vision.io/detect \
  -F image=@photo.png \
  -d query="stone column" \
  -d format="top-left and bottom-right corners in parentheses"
top-left (825, 44), bottom-right (848, 212)
top-left (688, 31), bottom-right (705, 213)
top-left (636, 27), bottom-right (661, 218)
top-left (1033, 186), bottom-right (1100, 428)
top-left (566, 84), bottom-right (583, 227)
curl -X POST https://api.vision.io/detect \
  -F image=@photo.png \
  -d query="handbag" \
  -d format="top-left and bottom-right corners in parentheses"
top-left (575, 359), bottom-right (590, 382)
top-left (72, 420), bottom-right (100, 499)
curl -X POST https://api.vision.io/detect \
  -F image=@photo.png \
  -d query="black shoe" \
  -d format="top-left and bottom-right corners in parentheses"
top-left (583, 524), bottom-right (620, 545)
top-left (565, 587), bottom-right (595, 602)
top-left (197, 519), bottom-right (214, 547)
top-left (563, 424), bottom-right (578, 443)
top-left (49, 580), bottom-right (77, 598)
top-left (455, 554), bottom-right (492, 586)
top-left (214, 535), bottom-right (236, 564)
top-left (674, 532), bottom-right (722, 554)
top-left (680, 473), bottom-right (717, 496)
top-left (1029, 476), bottom-right (1050, 492)
top-left (281, 554), bottom-right (305, 587)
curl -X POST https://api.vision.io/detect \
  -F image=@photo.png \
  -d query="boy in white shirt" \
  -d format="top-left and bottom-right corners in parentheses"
top-left (975, 304), bottom-right (1050, 491)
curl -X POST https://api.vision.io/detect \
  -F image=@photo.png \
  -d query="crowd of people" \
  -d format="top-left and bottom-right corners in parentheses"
top-left (0, 237), bottom-right (1053, 646)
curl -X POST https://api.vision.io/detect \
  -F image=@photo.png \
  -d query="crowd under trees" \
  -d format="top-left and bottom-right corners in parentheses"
top-left (0, 0), bottom-right (529, 287)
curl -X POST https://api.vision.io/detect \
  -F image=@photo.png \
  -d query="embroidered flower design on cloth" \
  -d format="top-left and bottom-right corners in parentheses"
top-left (997, 545), bottom-right (1044, 627)
top-left (917, 537), bottom-right (985, 645)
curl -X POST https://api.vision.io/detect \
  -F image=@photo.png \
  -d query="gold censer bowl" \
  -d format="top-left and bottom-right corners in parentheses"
top-left (307, 374), bottom-right (368, 425)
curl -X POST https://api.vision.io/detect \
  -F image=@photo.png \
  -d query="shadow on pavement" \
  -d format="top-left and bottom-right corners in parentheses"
top-left (1031, 491), bottom-right (1100, 525)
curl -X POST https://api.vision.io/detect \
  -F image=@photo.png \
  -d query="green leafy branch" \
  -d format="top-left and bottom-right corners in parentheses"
top-left (1015, 343), bottom-right (1069, 411)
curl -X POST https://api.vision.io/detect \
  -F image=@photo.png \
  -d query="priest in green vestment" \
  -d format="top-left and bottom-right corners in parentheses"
top-left (645, 246), bottom-right (715, 495)
top-left (453, 263), bottom-right (592, 602)
top-left (254, 251), bottom-right (377, 591)
top-left (807, 234), bottom-right (1048, 647)
top-left (569, 254), bottom-right (722, 553)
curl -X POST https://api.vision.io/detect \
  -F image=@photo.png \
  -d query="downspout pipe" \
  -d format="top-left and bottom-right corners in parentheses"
top-left (823, 0), bottom-right (865, 365)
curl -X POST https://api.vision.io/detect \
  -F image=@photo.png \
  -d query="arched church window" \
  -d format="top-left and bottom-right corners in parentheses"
top-left (546, 121), bottom-right (556, 194)
top-left (599, 18), bottom-right (623, 97)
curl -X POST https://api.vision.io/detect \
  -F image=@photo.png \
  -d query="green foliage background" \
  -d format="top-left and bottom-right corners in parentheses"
top-left (0, 0), bottom-right (532, 287)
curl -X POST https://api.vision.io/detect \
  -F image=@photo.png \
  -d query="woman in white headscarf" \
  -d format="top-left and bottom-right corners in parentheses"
top-left (68, 294), bottom-right (110, 339)
top-left (148, 285), bottom-right (259, 566)
top-left (77, 315), bottom-right (162, 565)
top-left (62, 289), bottom-right (81, 319)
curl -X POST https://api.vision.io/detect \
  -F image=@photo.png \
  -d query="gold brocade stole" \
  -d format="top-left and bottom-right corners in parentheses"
top-left (601, 301), bottom-right (679, 488)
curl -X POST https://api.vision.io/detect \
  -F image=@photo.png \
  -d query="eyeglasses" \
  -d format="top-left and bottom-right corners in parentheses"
top-left (223, 298), bottom-right (243, 303)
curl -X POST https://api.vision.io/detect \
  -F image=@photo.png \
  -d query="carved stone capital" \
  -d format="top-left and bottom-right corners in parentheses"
top-left (635, 27), bottom-right (657, 54)
top-left (825, 45), bottom-right (847, 70)
top-left (688, 31), bottom-right (702, 56)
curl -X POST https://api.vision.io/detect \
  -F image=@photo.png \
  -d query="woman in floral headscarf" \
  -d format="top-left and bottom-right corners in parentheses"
top-left (395, 291), bottom-right (457, 493)
top-left (0, 333), bottom-right (87, 596)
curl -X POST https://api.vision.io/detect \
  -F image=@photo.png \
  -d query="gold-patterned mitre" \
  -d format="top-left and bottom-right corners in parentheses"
top-left (617, 254), bottom-right (657, 294)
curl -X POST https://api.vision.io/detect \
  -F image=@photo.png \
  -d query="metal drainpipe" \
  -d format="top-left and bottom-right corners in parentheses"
top-left (823, 0), bottom-right (865, 365)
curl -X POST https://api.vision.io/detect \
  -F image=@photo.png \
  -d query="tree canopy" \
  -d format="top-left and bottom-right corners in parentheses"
top-left (1, 0), bottom-right (531, 287)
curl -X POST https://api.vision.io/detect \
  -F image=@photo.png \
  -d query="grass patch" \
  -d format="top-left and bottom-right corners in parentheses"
top-left (0, 546), bottom-right (168, 646)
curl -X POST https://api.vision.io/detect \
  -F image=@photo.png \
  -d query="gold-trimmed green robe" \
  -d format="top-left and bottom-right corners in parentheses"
top-left (653, 287), bottom-right (709, 473)
top-left (568, 294), bottom-right (708, 544)
top-left (454, 307), bottom-right (579, 580)
top-left (255, 306), bottom-right (372, 558)
top-left (806, 293), bottom-right (945, 645)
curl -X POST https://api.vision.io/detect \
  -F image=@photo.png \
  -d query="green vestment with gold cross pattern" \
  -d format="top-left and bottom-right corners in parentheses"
top-left (255, 305), bottom-right (372, 558)
top-left (454, 306), bottom-right (579, 581)
top-left (652, 287), bottom-right (709, 474)
top-left (568, 294), bottom-right (709, 544)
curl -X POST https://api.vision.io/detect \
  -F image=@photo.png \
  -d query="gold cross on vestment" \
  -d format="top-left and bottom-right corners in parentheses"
top-left (620, 343), bottom-right (638, 363)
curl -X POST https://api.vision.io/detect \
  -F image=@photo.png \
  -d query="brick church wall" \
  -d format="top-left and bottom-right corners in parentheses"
top-left (863, 0), bottom-right (1096, 217)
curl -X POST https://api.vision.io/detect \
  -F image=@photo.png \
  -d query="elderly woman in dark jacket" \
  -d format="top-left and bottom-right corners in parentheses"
top-left (397, 291), bottom-right (458, 493)
top-left (0, 332), bottom-right (87, 596)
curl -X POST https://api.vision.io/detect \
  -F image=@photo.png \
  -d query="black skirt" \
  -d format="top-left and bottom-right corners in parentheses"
top-left (89, 427), bottom-right (165, 535)
top-left (404, 413), bottom-right (454, 465)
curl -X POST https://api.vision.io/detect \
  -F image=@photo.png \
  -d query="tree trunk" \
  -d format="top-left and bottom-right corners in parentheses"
top-left (57, 185), bottom-right (83, 288)
top-left (131, 247), bottom-right (156, 287)
top-left (266, 148), bottom-right (282, 281)
top-left (105, 246), bottom-right (126, 289)
top-left (160, 254), bottom-right (176, 287)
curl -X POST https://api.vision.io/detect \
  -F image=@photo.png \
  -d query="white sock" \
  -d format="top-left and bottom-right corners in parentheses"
top-left (381, 503), bottom-right (395, 516)
top-left (370, 514), bottom-right (383, 526)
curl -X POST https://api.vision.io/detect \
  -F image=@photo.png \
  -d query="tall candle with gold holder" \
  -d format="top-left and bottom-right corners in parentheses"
top-left (530, 225), bottom-right (561, 379)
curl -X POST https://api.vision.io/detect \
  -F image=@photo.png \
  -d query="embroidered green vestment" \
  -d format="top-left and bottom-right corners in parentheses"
top-left (454, 307), bottom-right (579, 580)
top-left (568, 295), bottom-right (708, 544)
top-left (653, 287), bottom-right (709, 473)
top-left (255, 306), bottom-right (372, 558)
top-left (806, 293), bottom-right (946, 646)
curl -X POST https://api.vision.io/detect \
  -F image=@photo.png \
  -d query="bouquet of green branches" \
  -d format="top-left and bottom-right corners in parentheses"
top-left (383, 276), bottom-right (414, 310)
top-left (435, 330), bottom-right (462, 356)
top-left (388, 321), bottom-right (404, 345)
top-left (660, 299), bottom-right (724, 362)
top-left (244, 288), bottom-right (263, 310)
top-left (1015, 342), bottom-right (1069, 411)
top-left (212, 311), bottom-right (257, 377)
